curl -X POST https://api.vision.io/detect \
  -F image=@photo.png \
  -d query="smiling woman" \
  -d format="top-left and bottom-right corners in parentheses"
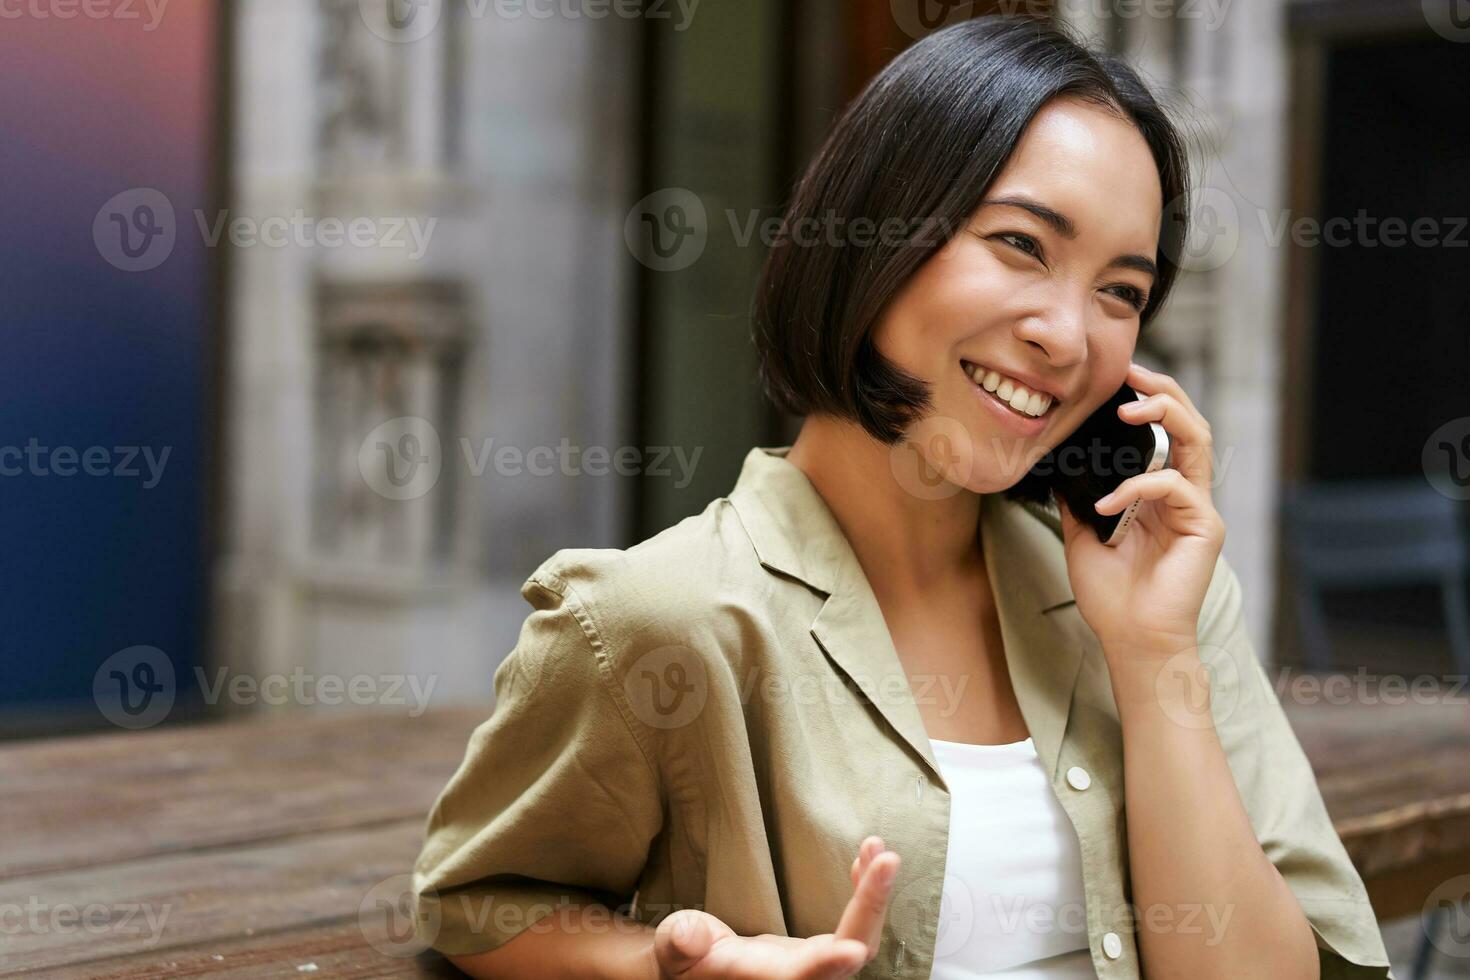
top-left (413, 14), bottom-right (1393, 980)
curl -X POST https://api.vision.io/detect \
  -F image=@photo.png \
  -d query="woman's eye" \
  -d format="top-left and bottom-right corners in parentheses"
top-left (996, 232), bottom-right (1042, 259)
top-left (1108, 285), bottom-right (1149, 312)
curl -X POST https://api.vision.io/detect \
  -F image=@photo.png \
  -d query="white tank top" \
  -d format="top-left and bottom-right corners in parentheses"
top-left (926, 736), bottom-right (1097, 979)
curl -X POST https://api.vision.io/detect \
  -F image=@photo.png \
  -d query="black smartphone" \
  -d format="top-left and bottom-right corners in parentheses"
top-left (1003, 382), bottom-right (1171, 546)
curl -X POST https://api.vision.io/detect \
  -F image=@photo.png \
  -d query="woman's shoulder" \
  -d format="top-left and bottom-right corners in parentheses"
top-left (531, 493), bottom-right (755, 591)
top-left (518, 493), bottom-right (776, 659)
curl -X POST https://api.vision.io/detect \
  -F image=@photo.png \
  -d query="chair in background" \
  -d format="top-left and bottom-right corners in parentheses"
top-left (1280, 478), bottom-right (1470, 676)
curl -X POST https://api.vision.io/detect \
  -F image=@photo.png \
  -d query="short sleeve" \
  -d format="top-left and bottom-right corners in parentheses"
top-left (411, 563), bottom-right (665, 957)
top-left (1198, 554), bottom-right (1396, 979)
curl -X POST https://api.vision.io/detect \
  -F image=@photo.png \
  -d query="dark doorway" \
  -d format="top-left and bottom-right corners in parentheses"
top-left (1279, 11), bottom-right (1470, 674)
top-left (1309, 37), bottom-right (1470, 481)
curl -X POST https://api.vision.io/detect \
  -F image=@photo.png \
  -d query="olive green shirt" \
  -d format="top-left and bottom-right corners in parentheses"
top-left (412, 446), bottom-right (1394, 978)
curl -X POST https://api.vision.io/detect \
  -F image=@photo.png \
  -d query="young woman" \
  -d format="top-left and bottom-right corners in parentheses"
top-left (412, 16), bottom-right (1392, 980)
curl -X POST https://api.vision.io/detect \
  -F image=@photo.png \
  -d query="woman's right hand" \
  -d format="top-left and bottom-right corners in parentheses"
top-left (650, 836), bottom-right (901, 980)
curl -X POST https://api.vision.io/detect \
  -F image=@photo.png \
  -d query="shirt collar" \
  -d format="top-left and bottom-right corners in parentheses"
top-left (727, 445), bottom-right (1090, 785)
top-left (727, 445), bottom-right (1076, 612)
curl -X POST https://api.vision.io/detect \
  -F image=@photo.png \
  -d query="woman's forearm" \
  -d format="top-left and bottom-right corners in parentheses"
top-left (446, 903), bottom-right (660, 980)
top-left (1105, 646), bottom-right (1320, 980)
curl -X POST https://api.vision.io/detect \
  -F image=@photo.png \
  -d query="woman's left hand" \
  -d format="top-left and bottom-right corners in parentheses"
top-left (1055, 362), bottom-right (1226, 662)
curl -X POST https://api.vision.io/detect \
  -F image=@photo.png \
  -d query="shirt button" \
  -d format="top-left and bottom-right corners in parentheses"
top-left (1066, 766), bottom-right (1092, 791)
top-left (1102, 931), bottom-right (1123, 959)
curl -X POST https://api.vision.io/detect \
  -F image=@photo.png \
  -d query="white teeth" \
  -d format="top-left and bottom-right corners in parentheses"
top-left (964, 362), bottom-right (1054, 418)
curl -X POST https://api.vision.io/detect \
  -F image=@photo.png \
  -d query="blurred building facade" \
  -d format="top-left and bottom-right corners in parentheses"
top-left (214, 0), bottom-right (640, 699)
top-left (209, 0), bottom-right (1470, 705)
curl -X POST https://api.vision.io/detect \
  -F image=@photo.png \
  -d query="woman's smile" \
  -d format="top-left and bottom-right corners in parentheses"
top-left (960, 358), bottom-right (1058, 437)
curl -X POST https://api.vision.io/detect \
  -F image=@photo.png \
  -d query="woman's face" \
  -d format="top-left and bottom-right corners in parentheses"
top-left (874, 95), bottom-right (1164, 495)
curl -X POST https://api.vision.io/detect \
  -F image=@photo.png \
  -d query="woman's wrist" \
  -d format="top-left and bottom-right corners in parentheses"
top-left (1102, 640), bottom-right (1211, 721)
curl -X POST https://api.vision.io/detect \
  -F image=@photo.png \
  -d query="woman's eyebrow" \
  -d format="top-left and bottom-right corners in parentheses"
top-left (978, 195), bottom-right (1159, 283)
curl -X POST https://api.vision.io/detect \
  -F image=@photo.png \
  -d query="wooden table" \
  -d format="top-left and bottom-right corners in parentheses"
top-left (3, 684), bottom-right (1468, 977)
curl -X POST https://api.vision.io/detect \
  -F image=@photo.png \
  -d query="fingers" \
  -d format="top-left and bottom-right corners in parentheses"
top-left (1127, 361), bottom-right (1205, 419)
top-left (849, 835), bottom-right (882, 888)
top-left (1095, 468), bottom-right (1224, 539)
top-left (793, 935), bottom-right (872, 980)
top-left (1055, 494), bottom-right (1088, 549)
top-left (655, 909), bottom-right (719, 977)
top-left (834, 844), bottom-right (900, 958)
top-left (1123, 363), bottom-right (1215, 491)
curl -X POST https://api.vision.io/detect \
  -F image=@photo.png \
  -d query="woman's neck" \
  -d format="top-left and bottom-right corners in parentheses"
top-left (784, 414), bottom-right (985, 595)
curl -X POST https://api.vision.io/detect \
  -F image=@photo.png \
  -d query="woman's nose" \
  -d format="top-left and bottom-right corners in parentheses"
top-left (1013, 291), bottom-right (1088, 365)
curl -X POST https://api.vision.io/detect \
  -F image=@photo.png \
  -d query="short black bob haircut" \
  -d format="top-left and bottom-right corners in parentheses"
top-left (752, 15), bottom-right (1191, 464)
